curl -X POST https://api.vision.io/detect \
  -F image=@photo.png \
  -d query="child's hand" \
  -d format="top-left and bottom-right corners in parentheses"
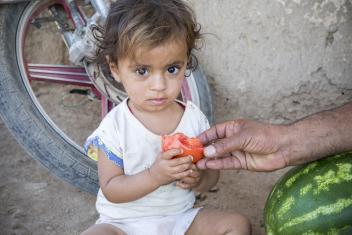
top-left (148, 149), bottom-right (194, 186)
top-left (176, 164), bottom-right (202, 189)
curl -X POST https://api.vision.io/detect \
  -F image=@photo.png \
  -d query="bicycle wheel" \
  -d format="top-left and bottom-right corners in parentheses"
top-left (0, 1), bottom-right (213, 195)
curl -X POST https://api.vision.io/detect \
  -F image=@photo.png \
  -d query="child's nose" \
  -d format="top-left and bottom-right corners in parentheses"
top-left (150, 74), bottom-right (166, 91)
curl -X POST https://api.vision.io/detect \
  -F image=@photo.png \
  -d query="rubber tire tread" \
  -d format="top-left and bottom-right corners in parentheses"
top-left (0, 2), bottom-right (99, 195)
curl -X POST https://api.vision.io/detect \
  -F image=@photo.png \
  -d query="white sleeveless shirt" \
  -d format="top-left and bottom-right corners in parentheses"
top-left (84, 98), bottom-right (210, 220)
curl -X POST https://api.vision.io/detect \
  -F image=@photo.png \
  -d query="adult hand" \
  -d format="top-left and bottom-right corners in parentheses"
top-left (196, 120), bottom-right (289, 172)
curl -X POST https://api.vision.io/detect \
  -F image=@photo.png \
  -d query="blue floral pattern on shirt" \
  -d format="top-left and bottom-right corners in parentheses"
top-left (84, 136), bottom-right (124, 168)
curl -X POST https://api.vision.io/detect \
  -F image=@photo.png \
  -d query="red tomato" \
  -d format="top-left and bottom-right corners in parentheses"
top-left (162, 133), bottom-right (204, 163)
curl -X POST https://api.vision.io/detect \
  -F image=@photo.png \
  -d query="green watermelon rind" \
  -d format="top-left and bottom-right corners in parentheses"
top-left (264, 152), bottom-right (352, 235)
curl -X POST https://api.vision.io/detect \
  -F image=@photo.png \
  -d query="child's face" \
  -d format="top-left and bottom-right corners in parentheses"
top-left (110, 39), bottom-right (188, 113)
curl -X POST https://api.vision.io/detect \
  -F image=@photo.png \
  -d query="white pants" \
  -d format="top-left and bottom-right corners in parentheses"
top-left (96, 207), bottom-right (201, 235)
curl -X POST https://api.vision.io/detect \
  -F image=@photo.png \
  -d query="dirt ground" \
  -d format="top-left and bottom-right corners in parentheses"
top-left (0, 104), bottom-right (288, 235)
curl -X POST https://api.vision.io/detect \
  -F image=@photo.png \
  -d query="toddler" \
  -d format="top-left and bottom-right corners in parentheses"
top-left (82, 0), bottom-right (251, 234)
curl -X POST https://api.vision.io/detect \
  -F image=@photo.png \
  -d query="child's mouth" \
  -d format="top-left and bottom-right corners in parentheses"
top-left (148, 98), bottom-right (167, 105)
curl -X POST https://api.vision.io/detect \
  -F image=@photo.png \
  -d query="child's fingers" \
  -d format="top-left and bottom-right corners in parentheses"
top-left (188, 169), bottom-right (200, 178)
top-left (173, 169), bottom-right (193, 180)
top-left (161, 148), bottom-right (183, 160)
top-left (169, 155), bottom-right (193, 167)
top-left (186, 171), bottom-right (201, 182)
top-left (180, 176), bottom-right (198, 185)
top-left (171, 162), bottom-right (193, 174)
top-left (176, 174), bottom-right (200, 189)
top-left (176, 181), bottom-right (192, 189)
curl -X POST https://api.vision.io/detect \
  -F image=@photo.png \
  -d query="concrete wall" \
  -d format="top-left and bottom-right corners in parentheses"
top-left (189, 0), bottom-right (352, 123)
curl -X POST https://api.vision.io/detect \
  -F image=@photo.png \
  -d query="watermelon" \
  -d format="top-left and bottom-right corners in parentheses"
top-left (264, 152), bottom-right (352, 235)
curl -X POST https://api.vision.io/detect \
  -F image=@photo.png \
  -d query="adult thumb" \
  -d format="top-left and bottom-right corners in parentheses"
top-left (203, 136), bottom-right (242, 158)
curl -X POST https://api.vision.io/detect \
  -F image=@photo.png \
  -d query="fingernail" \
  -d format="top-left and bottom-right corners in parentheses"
top-left (204, 145), bottom-right (216, 157)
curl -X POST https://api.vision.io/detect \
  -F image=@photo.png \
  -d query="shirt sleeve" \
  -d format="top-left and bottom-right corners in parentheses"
top-left (198, 110), bottom-right (210, 133)
top-left (84, 112), bottom-right (124, 169)
top-left (186, 101), bottom-right (210, 135)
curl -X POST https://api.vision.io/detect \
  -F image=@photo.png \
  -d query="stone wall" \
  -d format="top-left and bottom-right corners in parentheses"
top-left (189, 0), bottom-right (352, 123)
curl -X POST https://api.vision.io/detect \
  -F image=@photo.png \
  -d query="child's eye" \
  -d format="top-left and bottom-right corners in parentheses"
top-left (136, 67), bottom-right (149, 76)
top-left (167, 66), bottom-right (180, 75)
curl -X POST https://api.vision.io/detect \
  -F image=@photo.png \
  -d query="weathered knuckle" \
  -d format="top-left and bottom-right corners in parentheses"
top-left (216, 141), bottom-right (229, 154)
top-left (230, 120), bottom-right (240, 133)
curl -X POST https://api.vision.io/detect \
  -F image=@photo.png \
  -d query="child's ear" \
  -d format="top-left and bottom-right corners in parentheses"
top-left (109, 63), bottom-right (121, 82)
top-left (106, 56), bottom-right (121, 82)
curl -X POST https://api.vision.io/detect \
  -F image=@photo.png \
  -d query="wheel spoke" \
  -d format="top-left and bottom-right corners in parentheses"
top-left (28, 63), bottom-right (94, 87)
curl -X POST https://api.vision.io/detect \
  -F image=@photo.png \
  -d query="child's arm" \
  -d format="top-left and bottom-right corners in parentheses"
top-left (98, 148), bottom-right (194, 203)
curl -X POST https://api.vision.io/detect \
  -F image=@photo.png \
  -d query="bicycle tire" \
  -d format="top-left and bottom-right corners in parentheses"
top-left (0, 1), bottom-right (213, 195)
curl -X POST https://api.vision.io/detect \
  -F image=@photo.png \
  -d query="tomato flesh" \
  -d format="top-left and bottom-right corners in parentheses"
top-left (162, 133), bottom-right (204, 163)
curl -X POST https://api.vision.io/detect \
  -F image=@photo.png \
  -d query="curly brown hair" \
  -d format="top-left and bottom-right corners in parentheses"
top-left (94, 0), bottom-right (202, 71)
